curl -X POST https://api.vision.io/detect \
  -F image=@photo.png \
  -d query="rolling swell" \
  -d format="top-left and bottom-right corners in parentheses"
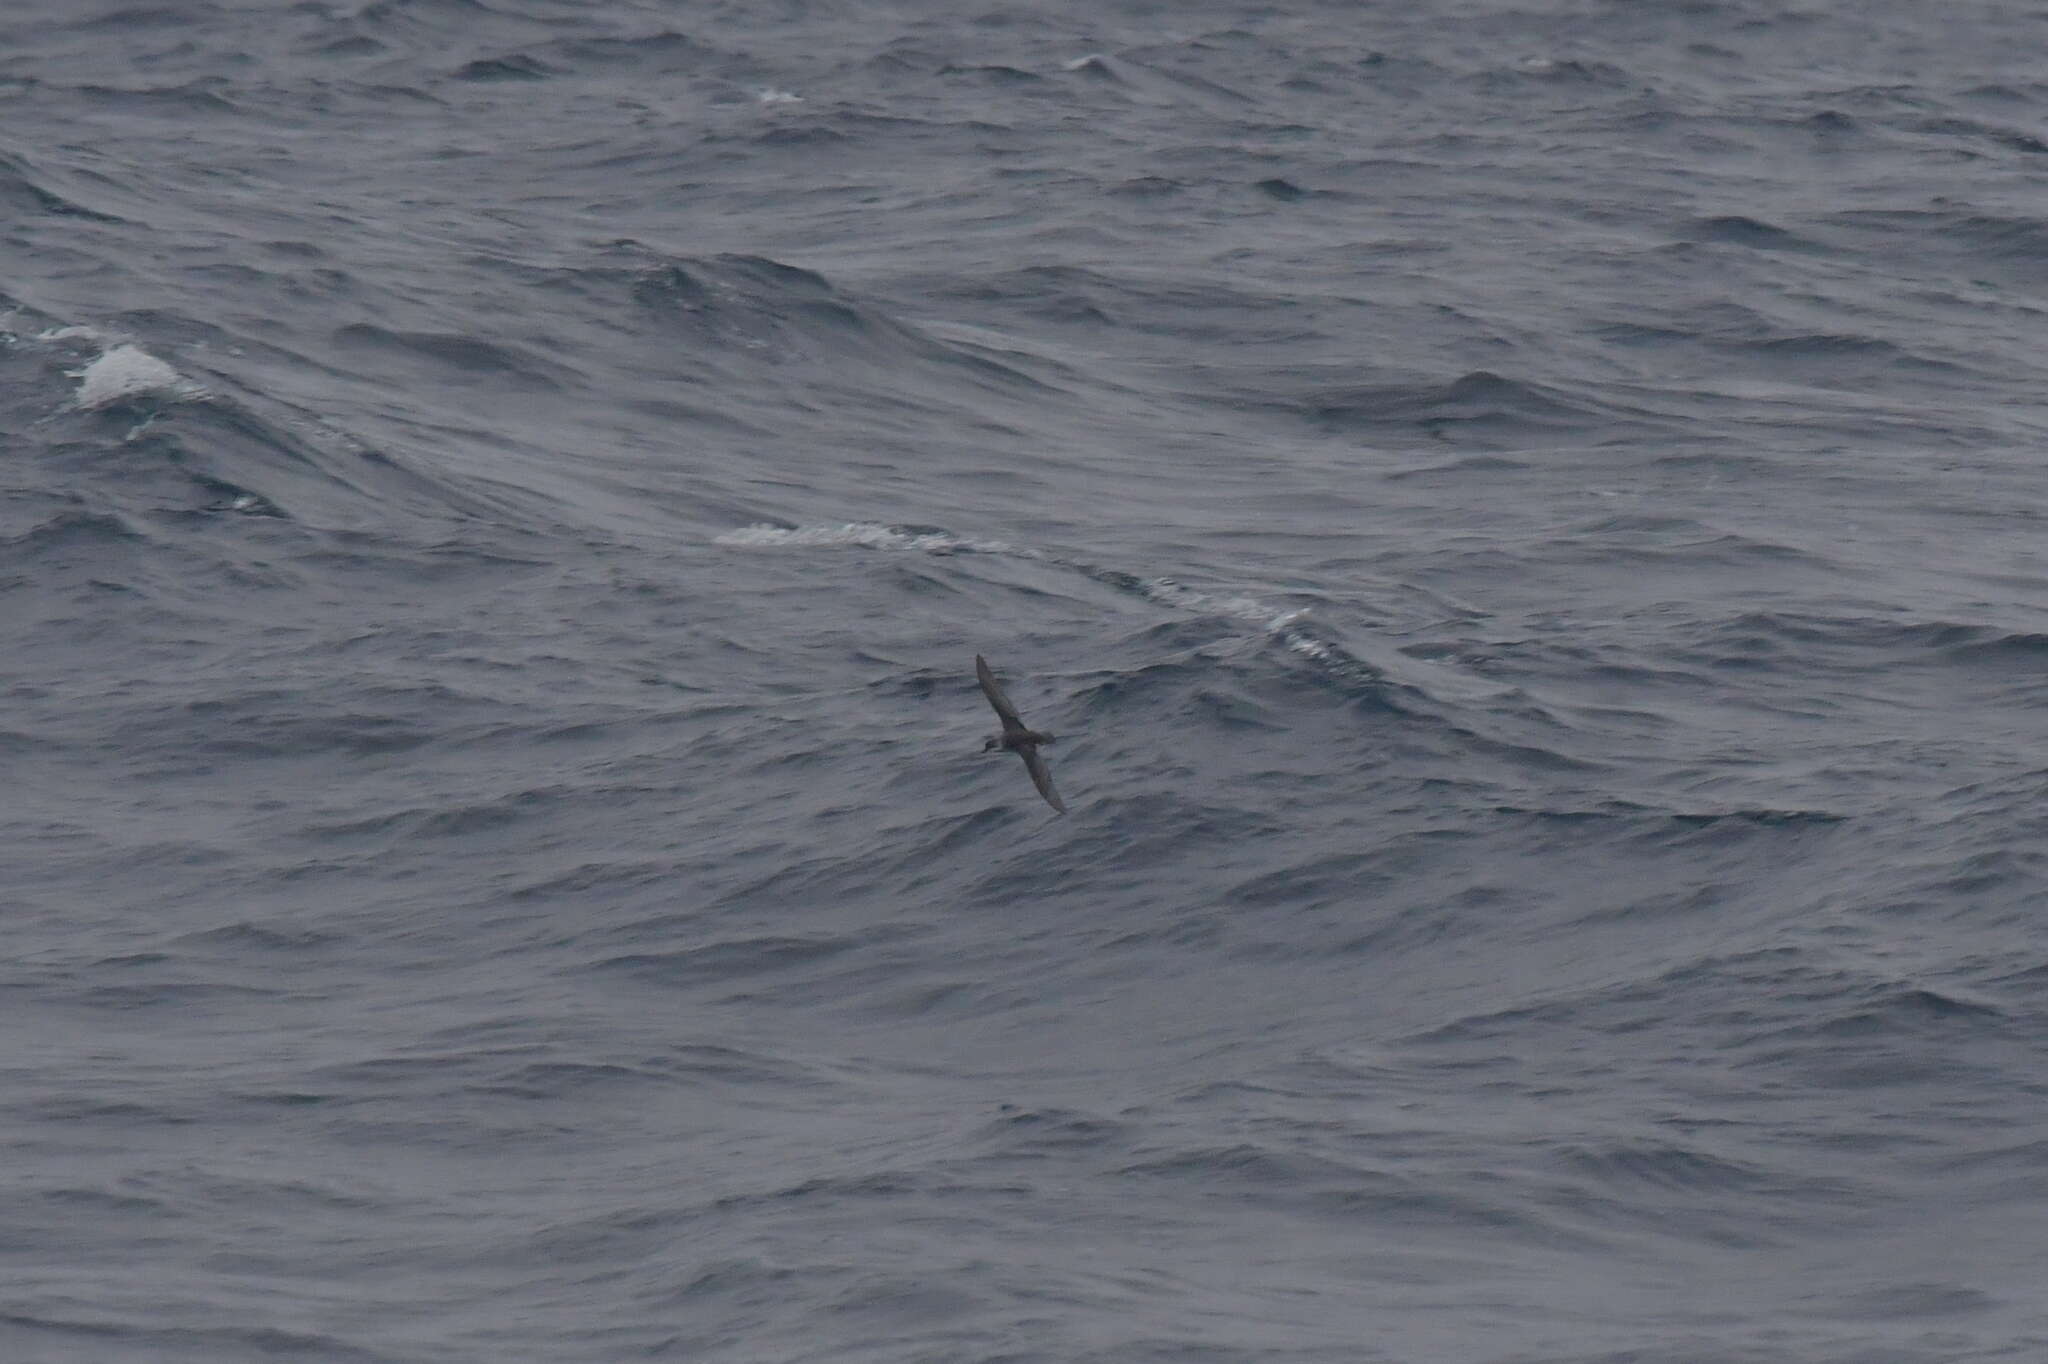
top-left (6, 0), bottom-right (2048, 1361)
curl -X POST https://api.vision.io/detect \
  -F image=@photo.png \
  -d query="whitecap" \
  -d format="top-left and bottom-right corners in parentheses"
top-left (71, 344), bottom-right (204, 409)
top-left (714, 522), bottom-right (1022, 556)
top-left (717, 521), bottom-right (1327, 658)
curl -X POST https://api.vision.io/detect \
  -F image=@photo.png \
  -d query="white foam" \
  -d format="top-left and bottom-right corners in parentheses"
top-left (714, 522), bottom-right (1021, 556)
top-left (1136, 575), bottom-right (1303, 632)
top-left (71, 344), bottom-right (203, 409)
top-left (718, 522), bottom-right (1316, 647)
top-left (755, 88), bottom-right (802, 104)
top-left (1277, 625), bottom-right (1331, 659)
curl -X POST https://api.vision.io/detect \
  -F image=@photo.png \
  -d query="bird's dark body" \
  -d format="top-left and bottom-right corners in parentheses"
top-left (984, 730), bottom-right (1055, 752)
top-left (973, 655), bottom-right (1067, 814)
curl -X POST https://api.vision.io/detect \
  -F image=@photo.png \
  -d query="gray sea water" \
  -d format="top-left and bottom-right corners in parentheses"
top-left (8, 1), bottom-right (2048, 1360)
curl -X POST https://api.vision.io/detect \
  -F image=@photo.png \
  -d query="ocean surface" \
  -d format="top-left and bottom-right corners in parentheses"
top-left (7, 1), bottom-right (2048, 1360)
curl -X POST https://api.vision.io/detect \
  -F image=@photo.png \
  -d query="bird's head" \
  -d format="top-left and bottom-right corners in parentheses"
top-left (981, 735), bottom-right (1002, 753)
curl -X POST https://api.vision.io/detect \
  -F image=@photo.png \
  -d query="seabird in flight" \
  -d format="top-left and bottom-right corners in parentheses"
top-left (976, 654), bottom-right (1065, 814)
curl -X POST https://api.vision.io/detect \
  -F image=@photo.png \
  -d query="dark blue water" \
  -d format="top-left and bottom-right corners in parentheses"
top-left (8, 1), bottom-right (2048, 1359)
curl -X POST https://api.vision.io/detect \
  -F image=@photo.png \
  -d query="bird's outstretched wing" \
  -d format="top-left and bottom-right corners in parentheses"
top-left (976, 654), bottom-right (1027, 734)
top-left (1019, 747), bottom-right (1066, 814)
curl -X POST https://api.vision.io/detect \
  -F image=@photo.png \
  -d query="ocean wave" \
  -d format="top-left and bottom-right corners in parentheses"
top-left (67, 341), bottom-right (207, 410)
top-left (714, 521), bottom-right (1023, 556)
